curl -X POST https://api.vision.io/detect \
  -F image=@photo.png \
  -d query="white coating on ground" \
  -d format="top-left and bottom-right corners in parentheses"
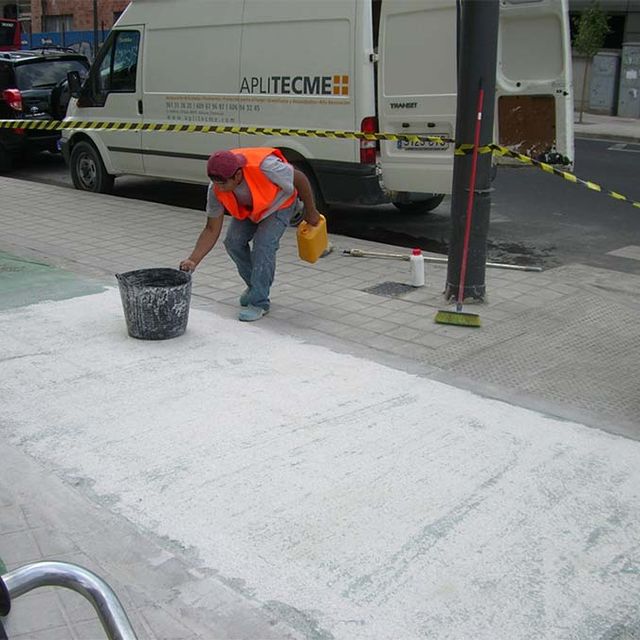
top-left (1, 290), bottom-right (639, 639)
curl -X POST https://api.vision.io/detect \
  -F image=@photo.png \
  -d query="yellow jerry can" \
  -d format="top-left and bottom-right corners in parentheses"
top-left (296, 214), bottom-right (328, 264)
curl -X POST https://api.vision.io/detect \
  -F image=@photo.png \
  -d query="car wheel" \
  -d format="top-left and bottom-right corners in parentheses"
top-left (393, 194), bottom-right (445, 215)
top-left (70, 141), bottom-right (114, 193)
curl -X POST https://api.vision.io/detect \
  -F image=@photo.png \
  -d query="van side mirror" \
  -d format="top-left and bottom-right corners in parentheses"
top-left (67, 71), bottom-right (82, 98)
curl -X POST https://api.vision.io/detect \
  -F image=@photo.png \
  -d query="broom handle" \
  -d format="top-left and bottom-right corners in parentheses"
top-left (457, 86), bottom-right (485, 310)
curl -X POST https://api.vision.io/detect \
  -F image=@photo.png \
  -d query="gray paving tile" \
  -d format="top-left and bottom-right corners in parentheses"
top-left (1, 529), bottom-right (41, 565)
top-left (137, 604), bottom-right (204, 640)
top-left (359, 317), bottom-right (401, 334)
top-left (386, 325), bottom-right (422, 342)
top-left (31, 527), bottom-right (82, 558)
top-left (10, 624), bottom-right (74, 640)
top-left (413, 332), bottom-right (457, 349)
top-left (2, 590), bottom-right (68, 636)
top-left (72, 617), bottom-right (122, 640)
top-left (0, 505), bottom-right (28, 534)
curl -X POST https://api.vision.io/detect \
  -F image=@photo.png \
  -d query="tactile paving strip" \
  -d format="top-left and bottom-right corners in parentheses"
top-left (428, 293), bottom-right (640, 426)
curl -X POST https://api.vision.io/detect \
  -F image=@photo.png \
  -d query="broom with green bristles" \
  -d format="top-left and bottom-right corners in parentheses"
top-left (435, 86), bottom-right (485, 328)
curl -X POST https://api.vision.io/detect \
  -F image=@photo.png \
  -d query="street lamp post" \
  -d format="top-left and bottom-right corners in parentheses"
top-left (93, 0), bottom-right (99, 59)
top-left (445, 0), bottom-right (500, 303)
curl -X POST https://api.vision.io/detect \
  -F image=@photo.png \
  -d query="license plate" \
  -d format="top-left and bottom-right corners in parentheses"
top-left (397, 135), bottom-right (449, 151)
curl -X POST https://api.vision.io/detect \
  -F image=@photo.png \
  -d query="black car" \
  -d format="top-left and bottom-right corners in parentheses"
top-left (0, 48), bottom-right (89, 171)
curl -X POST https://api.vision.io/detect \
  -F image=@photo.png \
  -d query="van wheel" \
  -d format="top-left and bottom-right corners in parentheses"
top-left (70, 141), bottom-right (114, 193)
top-left (393, 194), bottom-right (444, 214)
top-left (292, 161), bottom-right (328, 214)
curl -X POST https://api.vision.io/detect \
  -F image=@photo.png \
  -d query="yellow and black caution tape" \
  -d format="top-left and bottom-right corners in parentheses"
top-left (489, 143), bottom-right (640, 209)
top-left (455, 142), bottom-right (493, 156)
top-left (0, 118), bottom-right (638, 209)
top-left (0, 118), bottom-right (452, 145)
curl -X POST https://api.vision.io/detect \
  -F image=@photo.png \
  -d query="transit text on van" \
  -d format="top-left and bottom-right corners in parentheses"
top-left (390, 102), bottom-right (418, 109)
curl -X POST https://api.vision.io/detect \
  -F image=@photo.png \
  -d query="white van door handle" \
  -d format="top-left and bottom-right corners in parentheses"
top-left (137, 100), bottom-right (143, 115)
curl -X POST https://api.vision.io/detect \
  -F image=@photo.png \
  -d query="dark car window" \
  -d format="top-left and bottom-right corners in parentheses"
top-left (14, 59), bottom-right (88, 90)
top-left (0, 61), bottom-right (13, 89)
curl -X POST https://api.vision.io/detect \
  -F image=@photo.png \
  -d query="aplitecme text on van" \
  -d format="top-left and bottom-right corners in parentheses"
top-left (240, 75), bottom-right (349, 96)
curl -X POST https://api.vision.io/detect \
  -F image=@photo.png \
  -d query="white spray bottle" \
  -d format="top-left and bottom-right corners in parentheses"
top-left (409, 248), bottom-right (425, 287)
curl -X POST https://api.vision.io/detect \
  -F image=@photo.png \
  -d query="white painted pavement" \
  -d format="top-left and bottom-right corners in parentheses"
top-left (1, 290), bottom-right (639, 639)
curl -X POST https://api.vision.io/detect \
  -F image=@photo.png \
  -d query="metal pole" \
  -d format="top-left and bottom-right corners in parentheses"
top-left (445, 0), bottom-right (500, 302)
top-left (93, 0), bottom-right (99, 59)
top-left (1, 562), bottom-right (137, 640)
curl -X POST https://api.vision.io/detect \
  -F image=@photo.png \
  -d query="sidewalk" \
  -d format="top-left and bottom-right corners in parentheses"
top-left (1, 174), bottom-right (639, 639)
top-left (1, 176), bottom-right (637, 436)
top-left (573, 111), bottom-right (640, 142)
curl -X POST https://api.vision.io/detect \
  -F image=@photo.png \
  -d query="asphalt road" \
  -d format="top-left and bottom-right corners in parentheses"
top-left (7, 137), bottom-right (640, 273)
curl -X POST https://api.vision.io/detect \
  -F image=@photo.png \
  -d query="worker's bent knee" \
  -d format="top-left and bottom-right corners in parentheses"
top-left (223, 234), bottom-right (246, 253)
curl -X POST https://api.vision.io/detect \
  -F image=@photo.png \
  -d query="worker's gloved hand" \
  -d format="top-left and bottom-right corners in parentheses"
top-left (179, 259), bottom-right (196, 272)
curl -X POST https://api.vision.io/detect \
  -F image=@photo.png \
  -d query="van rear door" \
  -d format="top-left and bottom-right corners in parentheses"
top-left (377, 0), bottom-right (457, 195)
top-left (377, 0), bottom-right (574, 196)
top-left (496, 0), bottom-right (574, 168)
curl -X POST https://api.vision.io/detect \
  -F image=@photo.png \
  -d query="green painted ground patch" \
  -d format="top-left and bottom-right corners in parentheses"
top-left (0, 252), bottom-right (106, 311)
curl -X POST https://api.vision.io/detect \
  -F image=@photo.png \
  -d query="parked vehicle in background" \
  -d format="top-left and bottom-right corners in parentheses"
top-left (0, 18), bottom-right (20, 52)
top-left (62, 0), bottom-right (574, 215)
top-left (0, 48), bottom-right (90, 171)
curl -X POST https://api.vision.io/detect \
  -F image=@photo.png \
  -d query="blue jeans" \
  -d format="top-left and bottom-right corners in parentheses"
top-left (223, 203), bottom-right (295, 310)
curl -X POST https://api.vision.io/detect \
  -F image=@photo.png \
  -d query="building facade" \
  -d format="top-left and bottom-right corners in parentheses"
top-left (2, 0), bottom-right (129, 31)
top-left (1, 1), bottom-right (639, 116)
top-left (569, 0), bottom-right (640, 116)
top-left (1, 0), bottom-right (129, 56)
top-left (570, 0), bottom-right (640, 47)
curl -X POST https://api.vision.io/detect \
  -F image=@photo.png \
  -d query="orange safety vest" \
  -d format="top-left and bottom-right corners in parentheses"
top-left (214, 147), bottom-right (297, 223)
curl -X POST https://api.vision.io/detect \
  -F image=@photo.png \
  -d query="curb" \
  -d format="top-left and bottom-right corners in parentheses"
top-left (574, 131), bottom-right (640, 143)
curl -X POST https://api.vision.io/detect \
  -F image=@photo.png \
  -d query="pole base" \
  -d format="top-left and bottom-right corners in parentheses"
top-left (444, 283), bottom-right (486, 303)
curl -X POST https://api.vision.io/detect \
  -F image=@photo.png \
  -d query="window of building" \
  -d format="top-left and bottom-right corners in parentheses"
top-left (570, 12), bottom-right (625, 50)
top-left (43, 14), bottom-right (73, 33)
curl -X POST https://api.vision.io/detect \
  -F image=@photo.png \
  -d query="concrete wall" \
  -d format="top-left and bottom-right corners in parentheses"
top-left (573, 54), bottom-right (591, 113)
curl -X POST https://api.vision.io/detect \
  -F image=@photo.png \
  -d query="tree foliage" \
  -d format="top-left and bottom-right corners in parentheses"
top-left (573, 3), bottom-right (611, 122)
top-left (573, 3), bottom-right (610, 58)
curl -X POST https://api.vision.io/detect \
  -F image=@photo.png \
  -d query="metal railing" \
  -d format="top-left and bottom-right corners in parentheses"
top-left (0, 561), bottom-right (137, 640)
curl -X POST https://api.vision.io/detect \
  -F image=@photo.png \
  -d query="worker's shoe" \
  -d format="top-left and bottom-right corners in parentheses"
top-left (238, 305), bottom-right (268, 322)
top-left (239, 287), bottom-right (251, 307)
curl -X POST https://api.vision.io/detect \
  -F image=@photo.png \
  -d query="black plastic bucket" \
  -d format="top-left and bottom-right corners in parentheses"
top-left (115, 268), bottom-right (192, 340)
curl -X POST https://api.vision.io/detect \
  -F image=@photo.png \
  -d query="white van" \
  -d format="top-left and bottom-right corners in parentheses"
top-left (61, 0), bottom-right (573, 215)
